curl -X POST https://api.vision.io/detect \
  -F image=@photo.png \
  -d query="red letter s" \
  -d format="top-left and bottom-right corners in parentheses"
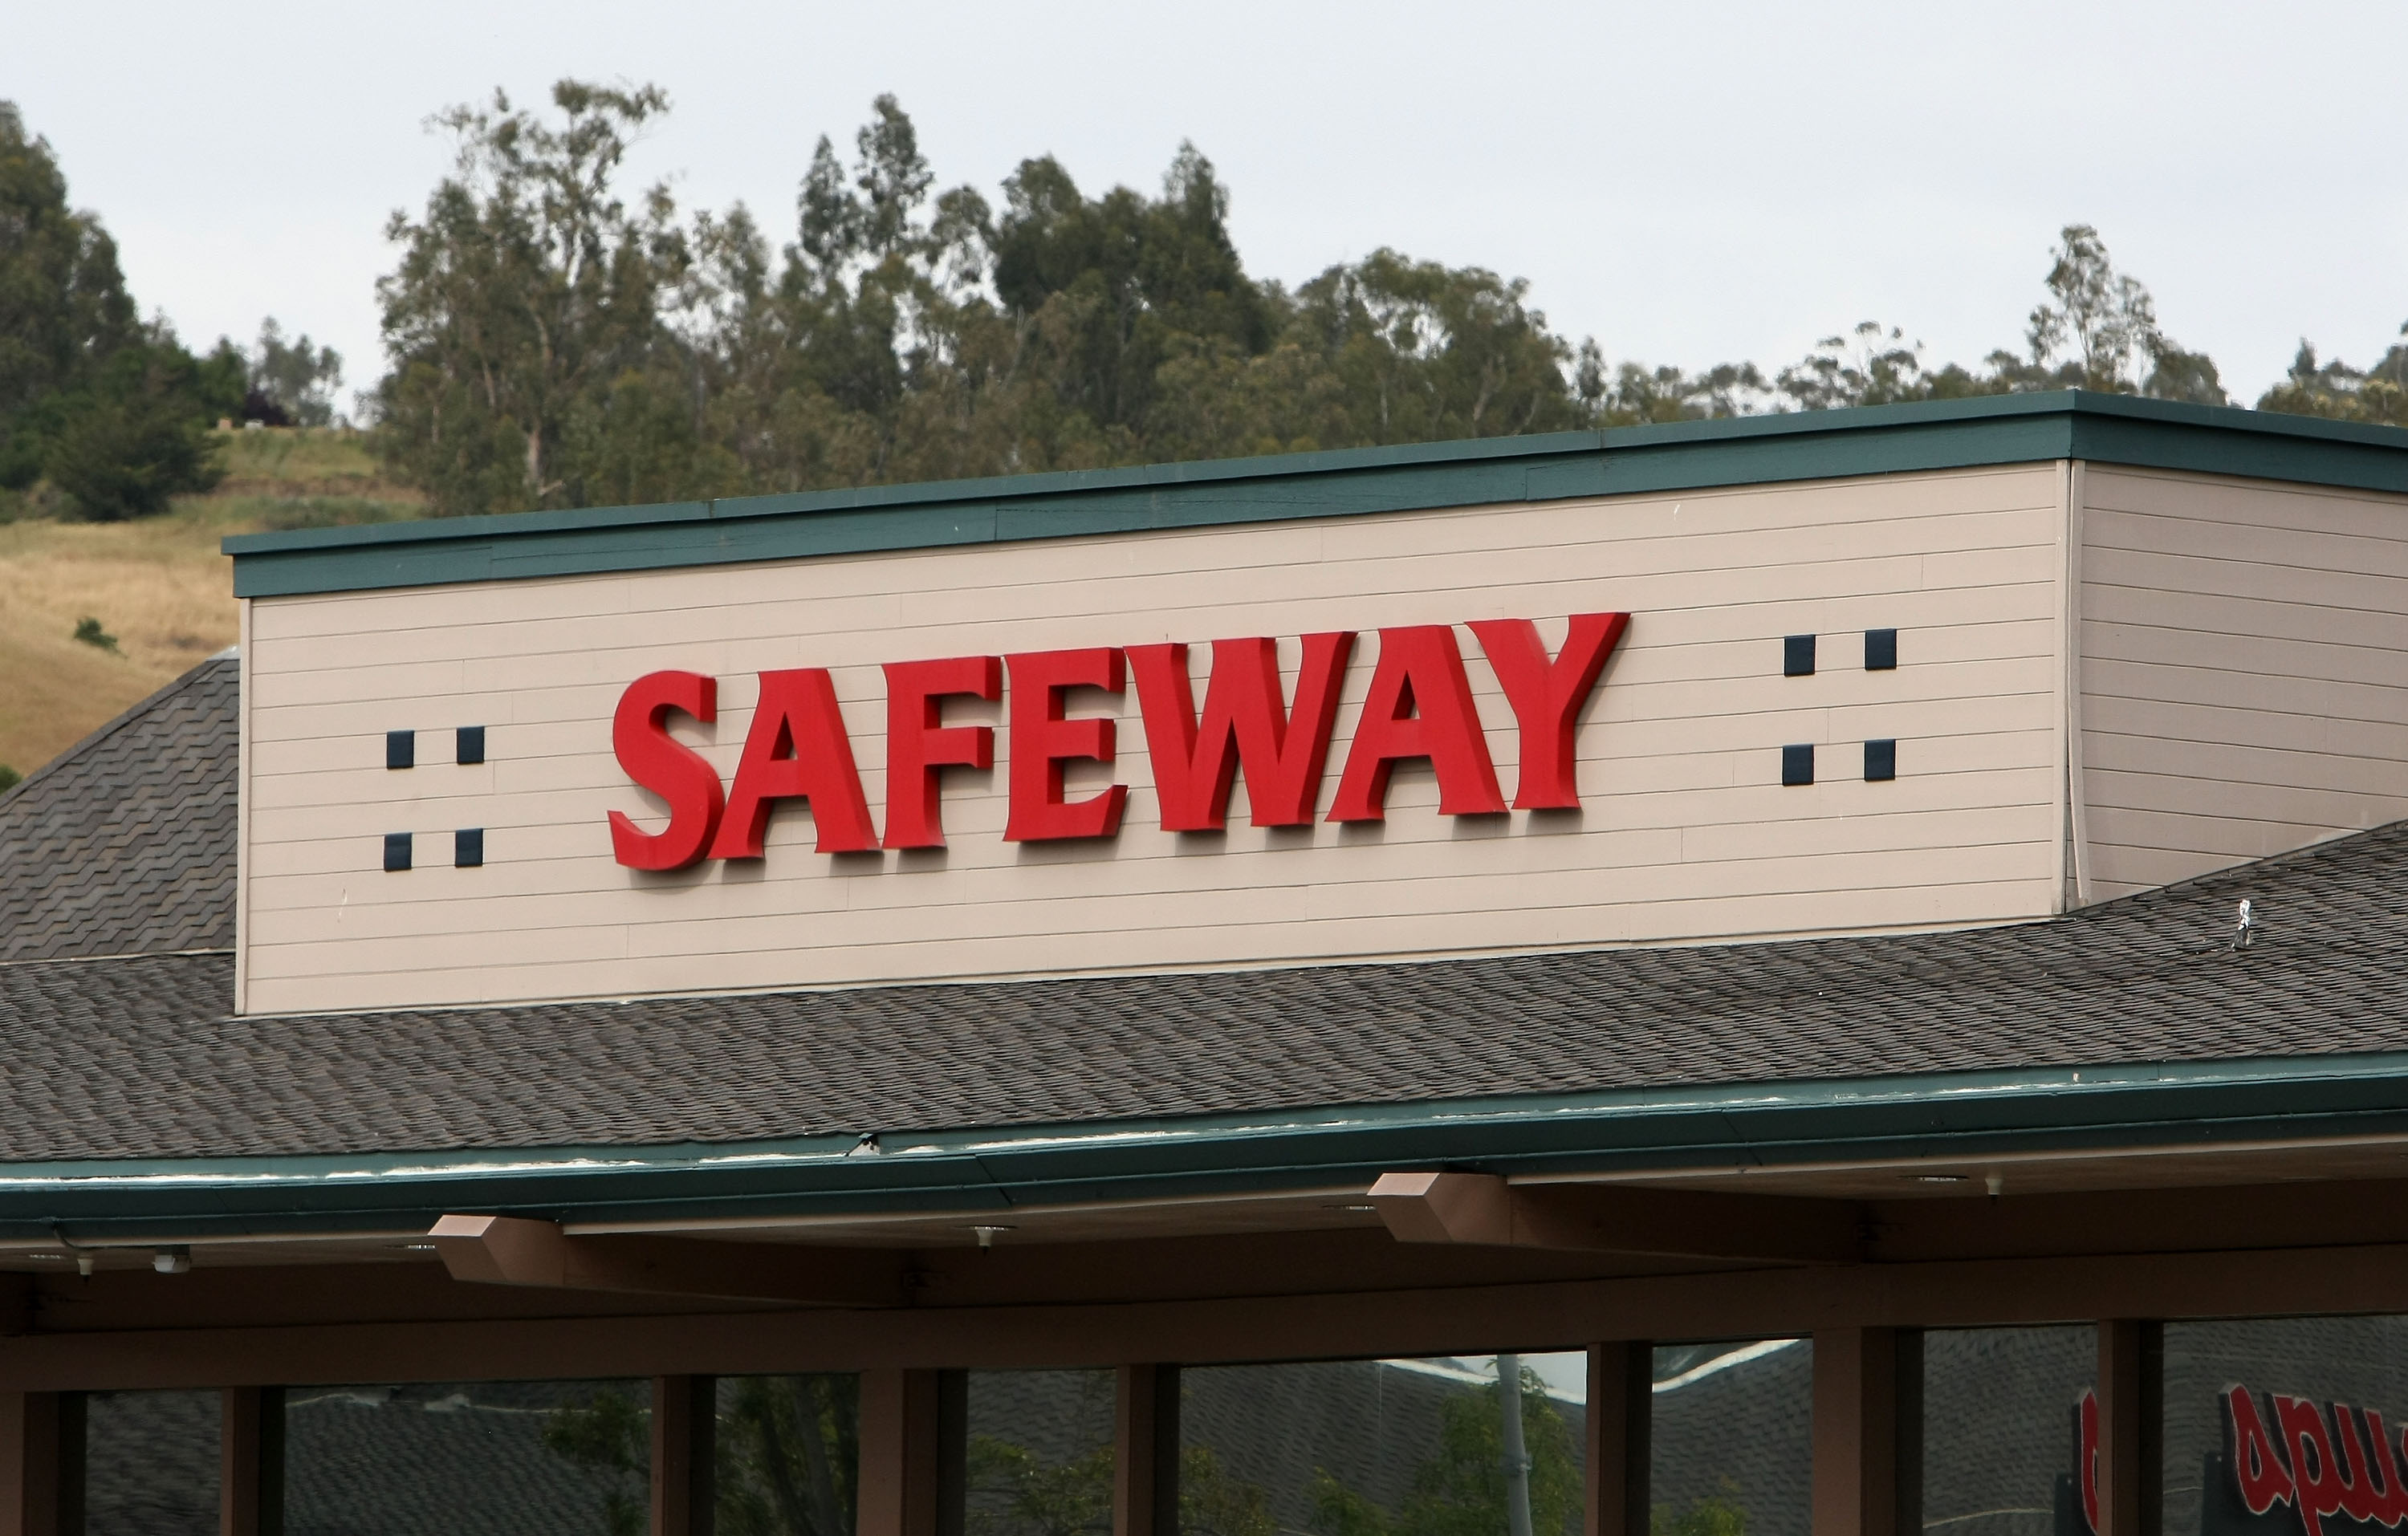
top-left (608, 670), bottom-right (724, 871)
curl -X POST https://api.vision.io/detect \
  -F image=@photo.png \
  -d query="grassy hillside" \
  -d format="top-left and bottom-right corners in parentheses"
top-left (0, 429), bottom-right (425, 782)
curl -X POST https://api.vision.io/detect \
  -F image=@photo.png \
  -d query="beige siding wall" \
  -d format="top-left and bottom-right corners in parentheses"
top-left (239, 465), bottom-right (2069, 1014)
top-left (2076, 465), bottom-right (2408, 900)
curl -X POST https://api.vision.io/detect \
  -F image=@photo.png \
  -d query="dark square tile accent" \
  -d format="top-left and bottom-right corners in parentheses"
top-left (1865, 738), bottom-right (1898, 781)
top-left (1781, 744), bottom-right (1815, 786)
top-left (385, 730), bottom-right (414, 770)
top-left (1784, 635), bottom-right (1816, 677)
top-left (1865, 628), bottom-right (1899, 671)
top-left (456, 725), bottom-right (486, 766)
top-left (382, 831), bottom-right (413, 872)
top-left (455, 828), bottom-right (484, 868)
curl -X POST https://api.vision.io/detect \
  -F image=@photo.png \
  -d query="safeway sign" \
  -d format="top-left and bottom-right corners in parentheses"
top-left (607, 614), bottom-right (1629, 870)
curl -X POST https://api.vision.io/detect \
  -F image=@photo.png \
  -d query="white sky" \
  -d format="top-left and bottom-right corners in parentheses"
top-left (11, 2), bottom-right (2406, 417)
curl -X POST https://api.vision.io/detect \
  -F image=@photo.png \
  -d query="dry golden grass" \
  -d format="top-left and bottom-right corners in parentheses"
top-left (0, 429), bottom-right (425, 782)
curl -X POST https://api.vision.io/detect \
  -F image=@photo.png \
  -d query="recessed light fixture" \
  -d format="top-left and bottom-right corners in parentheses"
top-left (1905, 1173), bottom-right (1969, 1185)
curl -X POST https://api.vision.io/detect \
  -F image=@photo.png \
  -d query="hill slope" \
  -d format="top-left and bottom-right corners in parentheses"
top-left (0, 429), bottom-right (422, 782)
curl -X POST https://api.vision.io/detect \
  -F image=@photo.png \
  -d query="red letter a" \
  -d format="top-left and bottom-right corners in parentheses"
top-left (608, 670), bottom-right (724, 871)
top-left (1327, 626), bottom-right (1507, 822)
top-left (708, 669), bottom-right (877, 857)
top-left (1129, 633), bottom-right (1354, 830)
top-left (1468, 612), bottom-right (1629, 810)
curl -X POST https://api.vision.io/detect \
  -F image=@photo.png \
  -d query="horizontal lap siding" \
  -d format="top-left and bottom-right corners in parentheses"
top-left (2078, 467), bottom-right (2408, 900)
top-left (240, 466), bottom-right (2066, 1012)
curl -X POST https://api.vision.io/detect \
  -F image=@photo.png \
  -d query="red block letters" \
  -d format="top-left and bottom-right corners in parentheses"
top-left (1127, 633), bottom-right (1354, 831)
top-left (608, 670), bottom-right (725, 871)
top-left (709, 669), bottom-right (877, 858)
top-left (604, 612), bottom-right (1631, 867)
top-left (1004, 648), bottom-right (1130, 843)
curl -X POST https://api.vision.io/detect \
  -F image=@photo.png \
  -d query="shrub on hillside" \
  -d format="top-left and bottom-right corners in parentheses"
top-left (40, 339), bottom-right (235, 520)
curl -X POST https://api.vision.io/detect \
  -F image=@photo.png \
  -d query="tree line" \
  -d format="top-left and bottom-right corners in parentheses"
top-left (0, 104), bottom-right (342, 520)
top-left (5, 83), bottom-right (2406, 526)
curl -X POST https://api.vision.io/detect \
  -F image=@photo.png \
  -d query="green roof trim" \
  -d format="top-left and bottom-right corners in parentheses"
top-left (11, 1050), bottom-right (2408, 1244)
top-left (226, 392), bottom-right (2408, 599)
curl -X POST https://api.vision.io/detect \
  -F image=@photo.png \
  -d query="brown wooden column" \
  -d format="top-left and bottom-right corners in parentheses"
top-left (1812, 1328), bottom-right (1899, 1536)
top-left (1115, 1365), bottom-right (1181, 1536)
top-left (858, 1369), bottom-right (946, 1536)
top-left (0, 1392), bottom-right (75, 1536)
top-left (653, 1375), bottom-right (717, 1536)
top-left (1584, 1343), bottom-right (1650, 1536)
top-left (2097, 1322), bottom-right (2162, 1536)
top-left (222, 1386), bottom-right (284, 1536)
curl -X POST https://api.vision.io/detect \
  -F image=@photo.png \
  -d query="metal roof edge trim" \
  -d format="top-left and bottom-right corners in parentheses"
top-left (225, 393), bottom-right (2408, 599)
top-left (10, 1050), bottom-right (2408, 1241)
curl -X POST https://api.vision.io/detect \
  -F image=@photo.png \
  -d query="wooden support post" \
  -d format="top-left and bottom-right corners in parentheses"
top-left (0, 1392), bottom-right (71, 1536)
top-left (1115, 1365), bottom-right (1181, 1536)
top-left (653, 1375), bottom-right (716, 1536)
top-left (1584, 1343), bottom-right (1650, 1536)
top-left (222, 1386), bottom-right (284, 1536)
top-left (2097, 1322), bottom-right (2162, 1536)
top-left (858, 1370), bottom-right (946, 1536)
top-left (1813, 1328), bottom-right (1899, 1536)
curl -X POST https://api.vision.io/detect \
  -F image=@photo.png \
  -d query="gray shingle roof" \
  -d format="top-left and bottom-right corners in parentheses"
top-left (0, 654), bottom-right (2402, 1165)
top-left (0, 656), bottom-right (237, 962)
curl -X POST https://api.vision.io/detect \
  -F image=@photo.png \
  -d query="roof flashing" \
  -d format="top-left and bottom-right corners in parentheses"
top-left (226, 392), bottom-right (2408, 599)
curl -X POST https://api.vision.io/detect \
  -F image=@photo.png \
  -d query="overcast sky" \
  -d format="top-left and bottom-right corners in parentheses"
top-left (12, 2), bottom-right (2406, 417)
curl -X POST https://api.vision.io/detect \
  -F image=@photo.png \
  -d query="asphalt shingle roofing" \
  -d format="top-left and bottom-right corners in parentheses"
top-left (0, 658), bottom-right (2402, 1164)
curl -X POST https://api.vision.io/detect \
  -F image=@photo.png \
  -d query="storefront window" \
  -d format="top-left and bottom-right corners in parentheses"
top-left (1920, 1327), bottom-right (2094, 1536)
top-left (716, 1374), bottom-right (859, 1536)
top-left (2164, 1317), bottom-right (2408, 1536)
top-left (966, 1369), bottom-right (1117, 1536)
top-left (1652, 1340), bottom-right (1811, 1536)
top-left (85, 1388), bottom-right (219, 1534)
top-left (1179, 1354), bottom-right (1586, 1536)
top-left (283, 1379), bottom-right (649, 1534)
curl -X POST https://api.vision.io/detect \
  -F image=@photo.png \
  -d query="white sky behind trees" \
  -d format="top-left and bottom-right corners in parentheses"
top-left (10, 0), bottom-right (2405, 418)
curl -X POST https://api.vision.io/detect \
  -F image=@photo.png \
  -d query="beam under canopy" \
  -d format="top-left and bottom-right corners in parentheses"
top-left (1367, 1172), bottom-right (1865, 1265)
top-left (429, 1214), bottom-right (907, 1306)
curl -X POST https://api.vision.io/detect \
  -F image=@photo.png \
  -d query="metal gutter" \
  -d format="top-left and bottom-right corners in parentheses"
top-left (8, 1050), bottom-right (2408, 1245)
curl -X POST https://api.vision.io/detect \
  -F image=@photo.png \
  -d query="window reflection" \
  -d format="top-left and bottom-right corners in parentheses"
top-left (1920, 1327), bottom-right (2093, 1536)
top-left (1652, 1340), bottom-right (1811, 1536)
top-left (1179, 1354), bottom-right (1587, 1536)
top-left (86, 1388), bottom-right (219, 1536)
top-left (283, 1380), bottom-right (648, 1536)
top-left (715, 1375), bottom-right (860, 1536)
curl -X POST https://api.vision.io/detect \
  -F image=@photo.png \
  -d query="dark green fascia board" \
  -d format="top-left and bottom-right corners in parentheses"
top-left (10, 1050), bottom-right (2408, 1246)
top-left (225, 392), bottom-right (2408, 600)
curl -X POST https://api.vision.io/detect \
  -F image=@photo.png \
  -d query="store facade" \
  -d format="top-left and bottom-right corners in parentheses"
top-left (2, 390), bottom-right (2406, 1536)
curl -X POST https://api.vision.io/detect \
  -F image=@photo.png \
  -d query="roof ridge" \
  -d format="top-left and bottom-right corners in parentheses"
top-left (0, 654), bottom-right (238, 812)
top-left (2066, 815), bottom-right (2408, 923)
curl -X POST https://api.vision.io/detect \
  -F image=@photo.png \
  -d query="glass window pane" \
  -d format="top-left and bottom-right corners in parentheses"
top-left (715, 1374), bottom-right (860, 1536)
top-left (86, 1388), bottom-right (219, 1536)
top-left (1921, 1327), bottom-right (2093, 1536)
top-left (966, 1369), bottom-right (1116, 1536)
top-left (1181, 1353), bottom-right (1587, 1536)
top-left (283, 1380), bottom-right (649, 1536)
top-left (1652, 1340), bottom-right (1811, 1536)
top-left (2165, 1317), bottom-right (2408, 1536)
